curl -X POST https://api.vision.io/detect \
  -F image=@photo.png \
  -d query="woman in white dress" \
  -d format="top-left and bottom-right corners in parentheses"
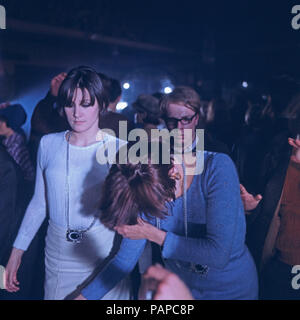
top-left (5, 66), bottom-right (130, 300)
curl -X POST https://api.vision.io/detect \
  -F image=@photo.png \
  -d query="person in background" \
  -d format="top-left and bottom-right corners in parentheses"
top-left (132, 94), bottom-right (165, 135)
top-left (232, 92), bottom-right (275, 195)
top-left (152, 92), bottom-right (165, 101)
top-left (106, 78), bottom-right (122, 112)
top-left (0, 143), bottom-right (42, 300)
top-left (99, 78), bottom-right (134, 138)
top-left (28, 72), bottom-right (70, 164)
top-left (0, 104), bottom-right (35, 184)
top-left (205, 98), bottom-right (234, 150)
top-left (0, 145), bottom-right (19, 269)
top-left (245, 92), bottom-right (300, 299)
top-left (0, 145), bottom-right (21, 300)
top-left (160, 86), bottom-right (230, 155)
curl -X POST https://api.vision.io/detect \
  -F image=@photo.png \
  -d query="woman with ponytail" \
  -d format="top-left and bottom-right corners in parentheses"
top-left (75, 143), bottom-right (258, 300)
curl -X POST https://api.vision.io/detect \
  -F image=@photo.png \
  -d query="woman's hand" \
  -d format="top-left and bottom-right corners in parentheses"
top-left (50, 72), bottom-right (67, 97)
top-left (115, 217), bottom-right (167, 246)
top-left (5, 248), bottom-right (24, 292)
top-left (240, 184), bottom-right (262, 212)
top-left (288, 137), bottom-right (300, 163)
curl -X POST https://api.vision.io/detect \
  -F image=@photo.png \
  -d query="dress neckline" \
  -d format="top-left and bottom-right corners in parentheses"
top-left (64, 130), bottom-right (105, 150)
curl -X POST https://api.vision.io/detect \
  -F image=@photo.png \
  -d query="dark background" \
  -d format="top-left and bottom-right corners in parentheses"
top-left (0, 0), bottom-right (299, 135)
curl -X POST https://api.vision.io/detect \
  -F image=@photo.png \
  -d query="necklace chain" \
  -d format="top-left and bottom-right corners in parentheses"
top-left (157, 156), bottom-right (209, 275)
top-left (65, 130), bottom-right (107, 240)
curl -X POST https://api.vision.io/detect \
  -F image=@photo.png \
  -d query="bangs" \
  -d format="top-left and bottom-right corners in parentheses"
top-left (58, 78), bottom-right (97, 109)
top-left (56, 66), bottom-right (108, 113)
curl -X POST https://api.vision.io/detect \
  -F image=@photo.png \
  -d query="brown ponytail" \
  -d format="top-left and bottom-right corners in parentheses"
top-left (99, 143), bottom-right (176, 229)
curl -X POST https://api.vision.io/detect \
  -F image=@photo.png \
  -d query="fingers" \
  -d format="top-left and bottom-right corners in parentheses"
top-left (144, 264), bottom-right (169, 282)
top-left (114, 225), bottom-right (130, 237)
top-left (13, 272), bottom-right (19, 286)
top-left (114, 224), bottom-right (142, 240)
top-left (114, 225), bottom-right (125, 235)
top-left (51, 72), bottom-right (67, 85)
top-left (114, 225), bottom-right (127, 232)
top-left (240, 184), bottom-right (247, 195)
top-left (137, 217), bottom-right (145, 225)
top-left (254, 194), bottom-right (263, 202)
top-left (288, 138), bottom-right (300, 149)
top-left (6, 270), bottom-right (19, 292)
top-left (10, 271), bottom-right (19, 291)
top-left (55, 72), bottom-right (67, 80)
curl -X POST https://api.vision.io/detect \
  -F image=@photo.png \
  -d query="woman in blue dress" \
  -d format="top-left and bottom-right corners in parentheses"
top-left (75, 145), bottom-right (258, 300)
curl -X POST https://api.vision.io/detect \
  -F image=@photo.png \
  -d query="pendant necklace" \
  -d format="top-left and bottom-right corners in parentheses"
top-left (156, 158), bottom-right (209, 276)
top-left (65, 130), bottom-right (106, 243)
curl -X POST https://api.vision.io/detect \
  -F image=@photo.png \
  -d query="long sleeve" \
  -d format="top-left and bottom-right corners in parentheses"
top-left (81, 237), bottom-right (147, 300)
top-left (13, 137), bottom-right (47, 251)
top-left (162, 153), bottom-right (243, 269)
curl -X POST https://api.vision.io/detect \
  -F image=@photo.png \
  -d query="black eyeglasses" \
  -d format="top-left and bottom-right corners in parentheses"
top-left (164, 113), bottom-right (197, 128)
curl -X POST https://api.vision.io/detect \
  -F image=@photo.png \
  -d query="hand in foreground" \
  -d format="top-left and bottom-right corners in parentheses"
top-left (50, 72), bottom-right (67, 97)
top-left (142, 264), bottom-right (194, 300)
top-left (5, 248), bottom-right (24, 292)
top-left (114, 217), bottom-right (166, 246)
top-left (240, 184), bottom-right (262, 212)
top-left (288, 137), bottom-right (300, 163)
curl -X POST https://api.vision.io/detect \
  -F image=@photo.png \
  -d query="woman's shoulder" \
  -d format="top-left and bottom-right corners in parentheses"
top-left (40, 131), bottom-right (66, 146)
top-left (203, 151), bottom-right (233, 165)
top-left (103, 131), bottom-right (128, 151)
top-left (202, 151), bottom-right (237, 180)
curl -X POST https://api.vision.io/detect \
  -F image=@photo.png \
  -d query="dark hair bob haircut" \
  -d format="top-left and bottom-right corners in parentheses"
top-left (99, 142), bottom-right (176, 229)
top-left (57, 66), bottom-right (109, 117)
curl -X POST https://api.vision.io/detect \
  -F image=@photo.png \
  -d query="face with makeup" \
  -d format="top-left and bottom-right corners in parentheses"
top-left (64, 88), bottom-right (100, 134)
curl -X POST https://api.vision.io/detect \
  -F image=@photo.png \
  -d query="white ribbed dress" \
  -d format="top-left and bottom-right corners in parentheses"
top-left (13, 131), bottom-right (130, 300)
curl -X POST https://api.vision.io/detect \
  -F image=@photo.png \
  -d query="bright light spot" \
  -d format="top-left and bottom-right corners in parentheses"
top-left (242, 81), bottom-right (248, 88)
top-left (164, 86), bottom-right (172, 94)
top-left (116, 102), bottom-right (128, 111)
top-left (123, 82), bottom-right (130, 90)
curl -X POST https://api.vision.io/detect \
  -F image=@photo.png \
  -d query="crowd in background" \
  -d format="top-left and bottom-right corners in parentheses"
top-left (0, 67), bottom-right (300, 300)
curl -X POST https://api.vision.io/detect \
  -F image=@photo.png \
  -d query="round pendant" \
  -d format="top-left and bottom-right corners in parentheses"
top-left (66, 230), bottom-right (83, 243)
